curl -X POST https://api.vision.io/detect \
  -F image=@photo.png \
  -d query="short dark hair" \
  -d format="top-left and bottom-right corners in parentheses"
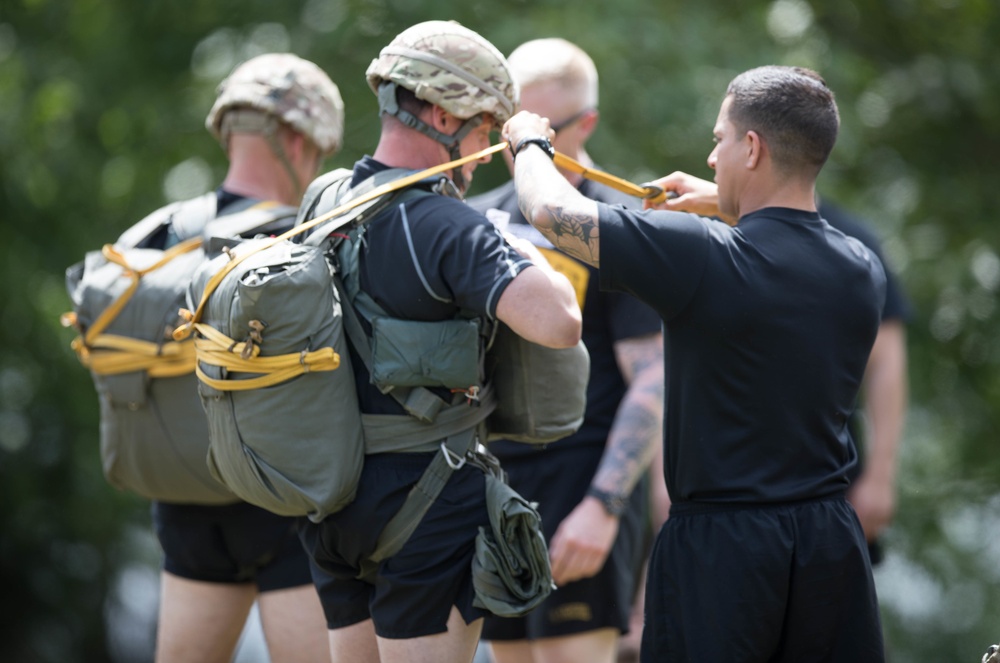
top-left (395, 85), bottom-right (431, 116)
top-left (725, 66), bottom-right (839, 177)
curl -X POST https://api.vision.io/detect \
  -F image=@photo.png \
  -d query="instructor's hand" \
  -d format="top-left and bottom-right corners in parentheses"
top-left (548, 497), bottom-right (619, 586)
top-left (643, 171), bottom-right (736, 225)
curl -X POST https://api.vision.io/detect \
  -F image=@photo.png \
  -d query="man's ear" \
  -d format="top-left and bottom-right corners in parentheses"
top-left (430, 104), bottom-right (458, 134)
top-left (745, 130), bottom-right (763, 170)
top-left (577, 109), bottom-right (599, 141)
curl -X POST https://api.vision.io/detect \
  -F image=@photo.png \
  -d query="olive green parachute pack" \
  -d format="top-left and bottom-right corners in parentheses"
top-left (180, 162), bottom-right (589, 519)
top-left (177, 155), bottom-right (587, 614)
top-left (63, 194), bottom-right (298, 504)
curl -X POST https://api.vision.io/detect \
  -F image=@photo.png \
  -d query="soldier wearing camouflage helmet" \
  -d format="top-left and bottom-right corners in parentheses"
top-left (364, 19), bottom-right (518, 191)
top-left (295, 20), bottom-right (582, 663)
top-left (207, 52), bottom-right (345, 201)
top-left (147, 52), bottom-right (341, 663)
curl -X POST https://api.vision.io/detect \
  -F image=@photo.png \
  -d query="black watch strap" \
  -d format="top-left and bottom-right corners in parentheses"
top-left (586, 486), bottom-right (628, 517)
top-left (513, 135), bottom-right (555, 160)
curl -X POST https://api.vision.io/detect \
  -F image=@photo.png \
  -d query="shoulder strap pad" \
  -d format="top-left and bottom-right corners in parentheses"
top-left (115, 193), bottom-right (217, 249)
top-left (295, 168), bottom-right (355, 229)
top-left (206, 201), bottom-right (298, 240)
top-left (170, 192), bottom-right (219, 240)
top-left (300, 168), bottom-right (442, 246)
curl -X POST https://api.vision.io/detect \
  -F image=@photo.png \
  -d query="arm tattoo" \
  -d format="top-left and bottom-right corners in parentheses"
top-left (548, 205), bottom-right (600, 264)
top-left (592, 334), bottom-right (665, 494)
top-left (514, 151), bottom-right (601, 266)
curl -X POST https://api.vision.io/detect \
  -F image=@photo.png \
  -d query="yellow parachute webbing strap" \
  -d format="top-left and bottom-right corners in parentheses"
top-left (551, 152), bottom-right (670, 204)
top-left (69, 333), bottom-right (196, 378)
top-left (191, 322), bottom-right (340, 392)
top-left (62, 237), bottom-right (204, 376)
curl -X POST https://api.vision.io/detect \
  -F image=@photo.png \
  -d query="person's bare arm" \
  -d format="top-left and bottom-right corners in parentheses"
top-left (503, 112), bottom-right (602, 267)
top-left (548, 332), bottom-right (664, 585)
top-left (494, 245), bottom-right (582, 349)
top-left (848, 319), bottom-right (908, 541)
top-left (590, 332), bottom-right (665, 496)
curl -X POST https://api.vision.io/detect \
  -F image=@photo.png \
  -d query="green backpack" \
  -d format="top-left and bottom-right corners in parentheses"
top-left (64, 194), bottom-right (297, 504)
top-left (181, 166), bottom-right (587, 615)
top-left (182, 169), bottom-right (495, 522)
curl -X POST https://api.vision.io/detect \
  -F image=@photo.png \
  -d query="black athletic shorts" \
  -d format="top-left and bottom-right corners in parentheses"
top-left (482, 443), bottom-right (647, 641)
top-left (641, 495), bottom-right (885, 662)
top-left (152, 500), bottom-right (312, 592)
top-left (298, 452), bottom-right (491, 639)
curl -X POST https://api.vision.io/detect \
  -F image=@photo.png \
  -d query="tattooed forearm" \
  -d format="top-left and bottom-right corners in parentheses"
top-left (514, 149), bottom-right (601, 266)
top-left (591, 333), bottom-right (665, 495)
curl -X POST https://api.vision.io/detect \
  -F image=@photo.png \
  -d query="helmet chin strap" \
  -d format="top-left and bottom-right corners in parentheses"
top-left (377, 83), bottom-right (483, 192)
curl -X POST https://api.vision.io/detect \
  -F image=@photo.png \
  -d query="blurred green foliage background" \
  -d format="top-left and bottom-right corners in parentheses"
top-left (1, 0), bottom-right (998, 660)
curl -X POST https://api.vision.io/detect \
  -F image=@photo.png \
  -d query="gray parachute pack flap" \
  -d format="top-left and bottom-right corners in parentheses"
top-left (64, 194), bottom-right (297, 504)
top-left (485, 322), bottom-right (590, 445)
top-left (185, 167), bottom-right (439, 521)
top-left (190, 234), bottom-right (364, 521)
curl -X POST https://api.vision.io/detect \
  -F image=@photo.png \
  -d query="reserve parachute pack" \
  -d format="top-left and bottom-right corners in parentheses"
top-left (63, 194), bottom-right (298, 503)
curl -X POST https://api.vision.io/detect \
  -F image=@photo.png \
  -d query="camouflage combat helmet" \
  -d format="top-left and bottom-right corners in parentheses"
top-left (206, 52), bottom-right (345, 156)
top-left (366, 20), bottom-right (518, 124)
top-left (365, 21), bottom-right (518, 191)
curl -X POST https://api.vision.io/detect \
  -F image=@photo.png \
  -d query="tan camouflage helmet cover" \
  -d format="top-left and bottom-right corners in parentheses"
top-left (206, 53), bottom-right (345, 155)
top-left (365, 20), bottom-right (519, 124)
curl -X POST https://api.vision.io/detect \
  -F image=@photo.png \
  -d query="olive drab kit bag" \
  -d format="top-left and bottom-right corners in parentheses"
top-left (63, 194), bottom-right (297, 504)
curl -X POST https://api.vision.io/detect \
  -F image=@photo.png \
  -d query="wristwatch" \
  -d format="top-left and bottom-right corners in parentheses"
top-left (586, 486), bottom-right (628, 517)
top-left (513, 135), bottom-right (555, 160)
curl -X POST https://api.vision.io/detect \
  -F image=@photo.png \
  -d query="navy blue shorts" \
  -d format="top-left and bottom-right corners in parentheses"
top-left (482, 444), bottom-right (647, 640)
top-left (640, 496), bottom-right (884, 662)
top-left (298, 452), bottom-right (491, 639)
top-left (152, 500), bottom-right (312, 592)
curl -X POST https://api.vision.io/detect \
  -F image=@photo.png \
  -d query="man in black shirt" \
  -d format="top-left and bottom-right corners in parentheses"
top-left (296, 21), bottom-right (582, 663)
top-left (502, 65), bottom-right (887, 661)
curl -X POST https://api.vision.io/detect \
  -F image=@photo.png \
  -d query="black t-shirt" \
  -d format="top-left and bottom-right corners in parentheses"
top-left (819, 201), bottom-right (911, 323)
top-left (819, 201), bottom-right (911, 490)
top-left (599, 205), bottom-right (887, 505)
top-left (468, 179), bottom-right (662, 457)
top-left (347, 157), bottom-right (532, 415)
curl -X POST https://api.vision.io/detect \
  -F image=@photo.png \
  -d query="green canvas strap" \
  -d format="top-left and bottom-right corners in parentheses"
top-left (357, 422), bottom-right (483, 583)
top-left (294, 167), bottom-right (354, 232)
top-left (361, 382), bottom-right (496, 454)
